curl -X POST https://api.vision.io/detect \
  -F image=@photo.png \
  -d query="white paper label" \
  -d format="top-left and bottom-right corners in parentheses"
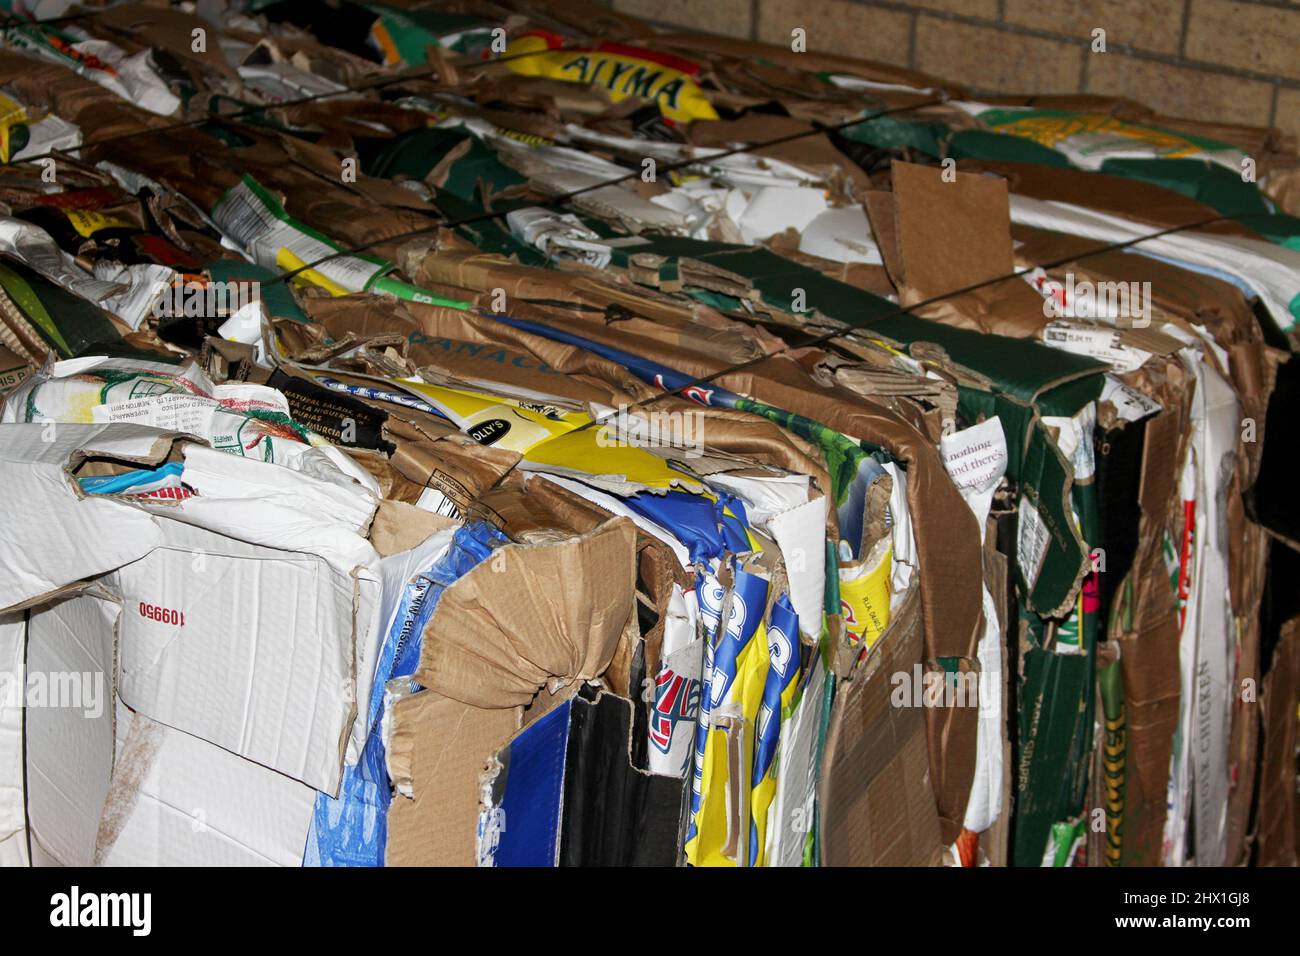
top-left (940, 417), bottom-right (1008, 546)
top-left (1017, 496), bottom-right (1050, 590)
top-left (1042, 321), bottom-right (1151, 373)
top-left (214, 180), bottom-right (385, 292)
top-left (940, 417), bottom-right (1008, 497)
top-left (1101, 375), bottom-right (1162, 422)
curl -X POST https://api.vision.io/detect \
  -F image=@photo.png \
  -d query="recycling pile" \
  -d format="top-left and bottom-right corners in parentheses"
top-left (1, 0), bottom-right (1298, 868)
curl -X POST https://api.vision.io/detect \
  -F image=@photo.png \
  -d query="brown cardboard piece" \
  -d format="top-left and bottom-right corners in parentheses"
top-left (472, 472), bottom-right (690, 693)
top-left (89, 3), bottom-right (242, 86)
top-left (1113, 404), bottom-right (1188, 864)
top-left (385, 691), bottom-right (521, 867)
top-left (415, 517), bottom-right (638, 708)
top-left (819, 585), bottom-right (944, 866)
top-left (1256, 617), bottom-right (1300, 867)
top-left (868, 160), bottom-right (1050, 337)
top-left (895, 161), bottom-right (1014, 302)
top-left (369, 499), bottom-right (459, 557)
top-left (389, 428), bottom-right (521, 515)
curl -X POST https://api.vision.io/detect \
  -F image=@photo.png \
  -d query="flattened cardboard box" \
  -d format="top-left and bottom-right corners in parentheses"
top-left (478, 688), bottom-right (685, 867)
top-left (97, 701), bottom-right (317, 867)
top-left (0, 612), bottom-right (23, 866)
top-left (11, 592), bottom-right (318, 866)
top-left (23, 591), bottom-right (119, 866)
top-left (0, 422), bottom-right (382, 797)
top-left (386, 690), bottom-right (521, 867)
top-left (109, 518), bottom-right (356, 795)
top-left (819, 585), bottom-right (944, 866)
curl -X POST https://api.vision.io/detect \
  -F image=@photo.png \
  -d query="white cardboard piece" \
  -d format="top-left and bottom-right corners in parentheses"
top-left (766, 661), bottom-right (827, 867)
top-left (24, 591), bottom-right (119, 866)
top-left (109, 519), bottom-right (355, 795)
top-left (0, 612), bottom-right (28, 865)
top-left (0, 423), bottom-right (165, 613)
top-left (0, 422), bottom-right (383, 797)
top-left (939, 417), bottom-right (1009, 834)
top-left (1009, 194), bottom-right (1300, 332)
top-left (799, 205), bottom-right (884, 265)
top-left (1172, 352), bottom-right (1238, 867)
top-left (705, 470), bottom-right (827, 640)
top-left (97, 701), bottom-right (316, 867)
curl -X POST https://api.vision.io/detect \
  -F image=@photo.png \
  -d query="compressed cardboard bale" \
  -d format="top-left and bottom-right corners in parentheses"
top-left (0, 0), bottom-right (1294, 872)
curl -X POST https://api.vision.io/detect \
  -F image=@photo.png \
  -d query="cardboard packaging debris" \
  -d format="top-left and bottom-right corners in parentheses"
top-left (0, 0), bottom-right (1296, 870)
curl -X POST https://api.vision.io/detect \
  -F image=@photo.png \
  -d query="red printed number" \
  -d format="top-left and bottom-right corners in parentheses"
top-left (138, 602), bottom-right (185, 626)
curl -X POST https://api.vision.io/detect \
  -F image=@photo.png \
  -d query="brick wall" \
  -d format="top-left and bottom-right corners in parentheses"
top-left (610, 0), bottom-right (1300, 145)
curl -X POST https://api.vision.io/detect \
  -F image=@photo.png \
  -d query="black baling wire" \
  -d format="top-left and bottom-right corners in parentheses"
top-left (6, 14), bottom-right (1262, 436)
top-left (264, 96), bottom-right (951, 286)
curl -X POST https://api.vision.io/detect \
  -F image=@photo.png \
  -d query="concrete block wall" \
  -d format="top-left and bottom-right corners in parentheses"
top-left (610, 0), bottom-right (1300, 143)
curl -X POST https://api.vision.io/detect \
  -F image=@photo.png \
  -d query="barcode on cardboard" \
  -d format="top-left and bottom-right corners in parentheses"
top-left (416, 486), bottom-right (463, 519)
top-left (1017, 496), bottom-right (1050, 591)
top-left (214, 179), bottom-right (387, 293)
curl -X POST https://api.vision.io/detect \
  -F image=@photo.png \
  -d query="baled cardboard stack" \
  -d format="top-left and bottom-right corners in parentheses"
top-left (0, 0), bottom-right (1297, 867)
